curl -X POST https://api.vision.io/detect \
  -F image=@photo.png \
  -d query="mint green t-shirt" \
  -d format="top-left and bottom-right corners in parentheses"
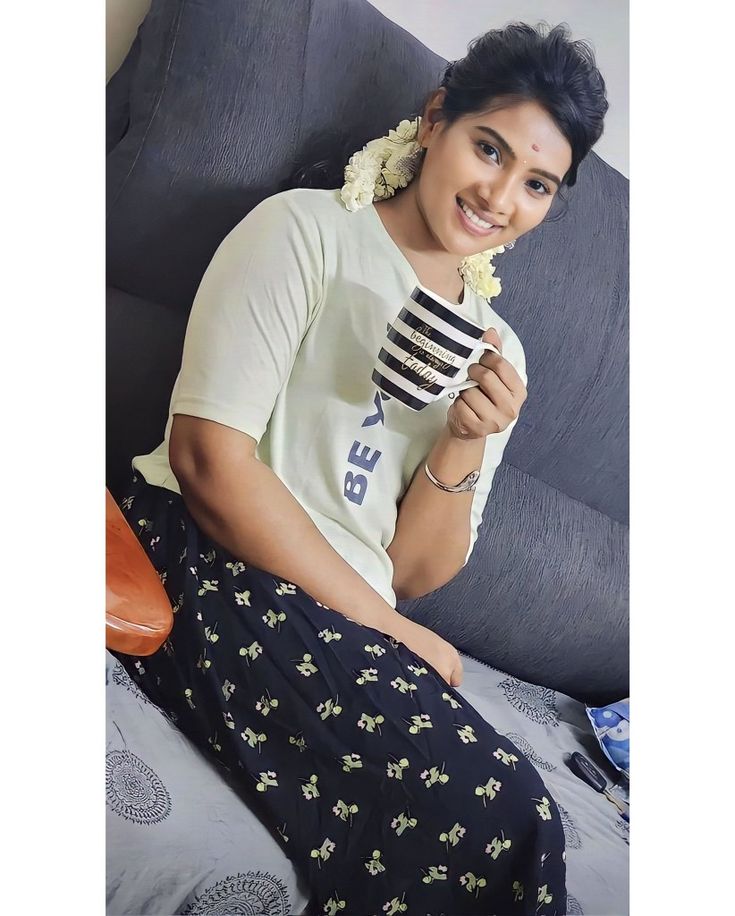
top-left (133, 188), bottom-right (527, 607)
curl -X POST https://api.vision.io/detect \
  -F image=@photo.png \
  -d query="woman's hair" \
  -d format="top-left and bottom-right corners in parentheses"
top-left (282, 21), bottom-right (608, 195)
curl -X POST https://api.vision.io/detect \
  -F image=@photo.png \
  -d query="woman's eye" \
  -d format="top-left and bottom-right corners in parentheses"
top-left (477, 141), bottom-right (499, 162)
top-left (527, 179), bottom-right (551, 196)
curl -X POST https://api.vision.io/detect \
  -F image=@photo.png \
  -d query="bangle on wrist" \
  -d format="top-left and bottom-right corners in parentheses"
top-left (423, 462), bottom-right (480, 493)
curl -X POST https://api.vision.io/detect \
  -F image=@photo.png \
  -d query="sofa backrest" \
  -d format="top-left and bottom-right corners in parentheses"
top-left (107, 0), bottom-right (628, 703)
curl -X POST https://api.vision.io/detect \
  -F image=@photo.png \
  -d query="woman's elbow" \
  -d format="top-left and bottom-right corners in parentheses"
top-left (169, 414), bottom-right (257, 488)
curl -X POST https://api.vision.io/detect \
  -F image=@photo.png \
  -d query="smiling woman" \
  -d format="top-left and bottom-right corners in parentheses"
top-left (116, 18), bottom-right (609, 916)
top-left (363, 25), bottom-right (605, 302)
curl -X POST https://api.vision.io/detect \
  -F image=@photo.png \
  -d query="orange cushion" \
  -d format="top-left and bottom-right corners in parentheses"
top-left (106, 488), bottom-right (173, 656)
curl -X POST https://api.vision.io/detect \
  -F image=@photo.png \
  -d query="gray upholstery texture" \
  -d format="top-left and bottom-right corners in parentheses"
top-left (106, 0), bottom-right (629, 703)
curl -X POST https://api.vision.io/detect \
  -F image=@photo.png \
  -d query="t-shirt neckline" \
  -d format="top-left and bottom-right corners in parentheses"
top-left (366, 200), bottom-right (469, 308)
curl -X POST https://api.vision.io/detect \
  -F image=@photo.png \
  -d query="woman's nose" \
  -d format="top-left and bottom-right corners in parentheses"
top-left (479, 173), bottom-right (515, 218)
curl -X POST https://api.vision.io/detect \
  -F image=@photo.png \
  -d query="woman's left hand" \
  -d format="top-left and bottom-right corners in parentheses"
top-left (446, 328), bottom-right (527, 441)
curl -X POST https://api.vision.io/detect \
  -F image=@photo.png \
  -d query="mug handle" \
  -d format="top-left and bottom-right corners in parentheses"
top-left (448, 341), bottom-right (502, 393)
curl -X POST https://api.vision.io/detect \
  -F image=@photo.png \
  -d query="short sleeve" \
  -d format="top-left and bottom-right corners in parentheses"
top-left (171, 191), bottom-right (324, 444)
top-left (463, 321), bottom-right (528, 567)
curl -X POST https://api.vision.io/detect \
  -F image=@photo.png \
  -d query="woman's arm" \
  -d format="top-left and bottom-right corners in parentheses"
top-left (170, 414), bottom-right (404, 636)
top-left (387, 327), bottom-right (528, 600)
top-left (387, 426), bottom-right (486, 599)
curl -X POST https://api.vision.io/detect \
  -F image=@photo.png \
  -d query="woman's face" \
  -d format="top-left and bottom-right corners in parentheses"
top-left (417, 93), bottom-right (573, 255)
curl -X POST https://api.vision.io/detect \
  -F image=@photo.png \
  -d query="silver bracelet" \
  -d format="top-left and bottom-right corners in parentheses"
top-left (424, 462), bottom-right (480, 493)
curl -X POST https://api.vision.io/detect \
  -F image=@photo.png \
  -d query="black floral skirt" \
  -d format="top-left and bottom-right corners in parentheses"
top-left (114, 472), bottom-right (567, 916)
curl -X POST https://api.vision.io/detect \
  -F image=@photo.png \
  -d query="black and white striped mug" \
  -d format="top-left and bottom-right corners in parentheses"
top-left (372, 283), bottom-right (501, 411)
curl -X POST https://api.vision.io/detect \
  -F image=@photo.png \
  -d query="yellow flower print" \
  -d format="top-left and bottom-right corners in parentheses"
top-left (456, 724), bottom-right (478, 744)
top-left (534, 796), bottom-right (552, 821)
top-left (197, 579), bottom-right (219, 597)
top-left (493, 747), bottom-right (519, 768)
top-left (340, 753), bottom-right (363, 773)
top-left (317, 697), bottom-right (343, 721)
top-left (294, 653), bottom-right (319, 677)
top-left (441, 691), bottom-right (463, 709)
top-left (357, 712), bottom-right (385, 734)
top-left (421, 865), bottom-right (448, 884)
top-left (239, 641), bottom-right (263, 665)
top-left (474, 776), bottom-right (502, 807)
top-left (486, 832), bottom-right (512, 859)
top-left (364, 849), bottom-right (385, 875)
top-left (364, 643), bottom-right (386, 660)
top-left (420, 763), bottom-right (449, 788)
top-left (255, 689), bottom-right (279, 716)
top-left (382, 892), bottom-right (408, 915)
top-left (356, 667), bottom-right (378, 685)
top-left (332, 799), bottom-right (359, 825)
top-left (262, 607), bottom-right (286, 631)
top-left (386, 757), bottom-right (410, 780)
top-left (407, 663), bottom-right (429, 676)
top-left (459, 872), bottom-right (487, 898)
top-left (288, 732), bottom-right (306, 753)
top-left (390, 809), bottom-right (417, 836)
top-left (256, 770), bottom-right (279, 792)
top-left (323, 894), bottom-right (347, 915)
top-left (241, 727), bottom-right (267, 753)
top-left (300, 774), bottom-right (320, 800)
top-left (405, 714), bottom-right (433, 735)
top-left (439, 822), bottom-right (466, 851)
top-left (309, 837), bottom-right (336, 868)
top-left (390, 676), bottom-right (417, 695)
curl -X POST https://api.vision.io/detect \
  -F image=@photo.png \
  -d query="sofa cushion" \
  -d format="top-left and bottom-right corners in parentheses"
top-left (106, 0), bottom-right (449, 312)
top-left (107, 287), bottom-right (188, 500)
top-left (106, 30), bottom-right (140, 153)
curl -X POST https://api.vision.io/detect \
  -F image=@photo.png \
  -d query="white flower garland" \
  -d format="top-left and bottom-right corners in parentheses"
top-left (339, 116), bottom-right (508, 301)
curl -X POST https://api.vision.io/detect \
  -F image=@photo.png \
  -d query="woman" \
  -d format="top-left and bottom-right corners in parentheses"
top-left (115, 21), bottom-right (607, 916)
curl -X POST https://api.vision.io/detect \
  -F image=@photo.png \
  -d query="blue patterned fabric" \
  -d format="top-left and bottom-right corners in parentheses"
top-left (114, 473), bottom-right (567, 915)
top-left (586, 700), bottom-right (630, 778)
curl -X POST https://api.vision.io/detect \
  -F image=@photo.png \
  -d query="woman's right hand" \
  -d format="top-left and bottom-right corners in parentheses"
top-left (388, 616), bottom-right (464, 688)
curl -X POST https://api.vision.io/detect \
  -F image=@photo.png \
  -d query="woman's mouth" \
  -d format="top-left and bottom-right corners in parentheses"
top-left (455, 196), bottom-right (502, 238)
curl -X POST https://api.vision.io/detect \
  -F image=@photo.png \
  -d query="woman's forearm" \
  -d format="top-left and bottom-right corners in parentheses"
top-left (387, 425), bottom-right (487, 598)
top-left (174, 456), bottom-right (404, 637)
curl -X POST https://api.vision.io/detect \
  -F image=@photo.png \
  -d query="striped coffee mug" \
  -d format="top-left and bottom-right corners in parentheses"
top-left (372, 283), bottom-right (501, 411)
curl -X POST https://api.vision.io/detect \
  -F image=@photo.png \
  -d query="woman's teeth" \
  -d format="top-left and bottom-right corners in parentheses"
top-left (458, 197), bottom-right (495, 230)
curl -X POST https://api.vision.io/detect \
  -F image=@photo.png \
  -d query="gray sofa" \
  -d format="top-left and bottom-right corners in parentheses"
top-left (106, 2), bottom-right (629, 913)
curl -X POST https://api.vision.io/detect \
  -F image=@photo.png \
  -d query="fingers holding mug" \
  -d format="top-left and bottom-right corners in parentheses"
top-left (482, 327), bottom-right (503, 354)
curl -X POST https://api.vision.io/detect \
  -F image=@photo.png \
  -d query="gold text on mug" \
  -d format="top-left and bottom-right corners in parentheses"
top-left (409, 331), bottom-right (454, 364)
top-left (402, 356), bottom-right (438, 389)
